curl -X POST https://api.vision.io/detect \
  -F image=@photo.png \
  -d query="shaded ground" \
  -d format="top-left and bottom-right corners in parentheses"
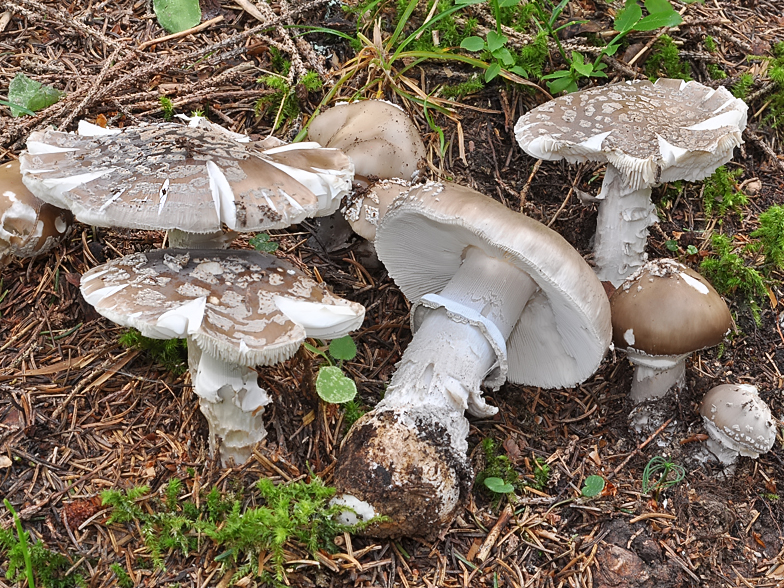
top-left (1, 0), bottom-right (784, 586)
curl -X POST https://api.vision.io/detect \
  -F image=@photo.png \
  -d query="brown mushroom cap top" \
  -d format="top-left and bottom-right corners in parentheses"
top-left (610, 258), bottom-right (732, 356)
top-left (515, 78), bottom-right (747, 190)
top-left (307, 100), bottom-right (425, 180)
top-left (80, 249), bottom-right (364, 366)
top-left (20, 123), bottom-right (353, 232)
top-left (0, 160), bottom-right (72, 261)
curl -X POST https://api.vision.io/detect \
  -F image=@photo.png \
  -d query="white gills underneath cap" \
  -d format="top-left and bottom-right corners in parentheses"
top-left (334, 181), bottom-right (611, 538)
top-left (20, 122), bottom-right (354, 241)
top-left (514, 78), bottom-right (747, 286)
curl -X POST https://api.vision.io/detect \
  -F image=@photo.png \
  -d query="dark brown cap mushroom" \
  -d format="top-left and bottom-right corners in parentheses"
top-left (0, 160), bottom-right (72, 262)
top-left (80, 248), bottom-right (365, 464)
top-left (610, 258), bottom-right (732, 403)
top-left (515, 79), bottom-right (747, 286)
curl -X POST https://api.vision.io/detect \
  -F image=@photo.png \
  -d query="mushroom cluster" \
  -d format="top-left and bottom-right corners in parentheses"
top-left (515, 78), bottom-right (747, 286)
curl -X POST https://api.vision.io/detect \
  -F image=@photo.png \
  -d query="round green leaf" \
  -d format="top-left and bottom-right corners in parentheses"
top-left (316, 366), bottom-right (357, 404)
top-left (460, 36), bottom-right (486, 52)
top-left (154, 0), bottom-right (201, 34)
top-left (581, 475), bottom-right (605, 497)
top-left (484, 62), bottom-right (501, 83)
top-left (484, 477), bottom-right (514, 494)
top-left (328, 336), bottom-right (357, 361)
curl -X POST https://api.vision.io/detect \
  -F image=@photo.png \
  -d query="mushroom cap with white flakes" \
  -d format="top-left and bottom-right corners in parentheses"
top-left (700, 384), bottom-right (776, 459)
top-left (20, 122), bottom-right (354, 232)
top-left (610, 259), bottom-right (731, 357)
top-left (341, 178), bottom-right (411, 241)
top-left (80, 249), bottom-right (365, 366)
top-left (375, 181), bottom-right (611, 389)
top-left (515, 78), bottom-right (747, 190)
top-left (0, 160), bottom-right (73, 262)
top-left (308, 100), bottom-right (425, 180)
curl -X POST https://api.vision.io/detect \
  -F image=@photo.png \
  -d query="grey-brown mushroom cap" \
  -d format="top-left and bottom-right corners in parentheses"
top-left (514, 78), bottom-right (747, 190)
top-left (79, 249), bottom-right (365, 366)
top-left (0, 160), bottom-right (73, 260)
top-left (341, 178), bottom-right (411, 241)
top-left (610, 259), bottom-right (732, 357)
top-left (374, 181), bottom-right (612, 389)
top-left (20, 123), bottom-right (353, 232)
top-left (700, 384), bottom-right (776, 458)
top-left (307, 100), bottom-right (425, 180)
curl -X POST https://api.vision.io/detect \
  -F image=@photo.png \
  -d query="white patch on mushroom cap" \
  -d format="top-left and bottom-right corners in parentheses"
top-left (153, 296), bottom-right (207, 339)
top-left (624, 328), bottom-right (635, 346)
top-left (680, 272), bottom-right (709, 294)
top-left (273, 296), bottom-right (364, 338)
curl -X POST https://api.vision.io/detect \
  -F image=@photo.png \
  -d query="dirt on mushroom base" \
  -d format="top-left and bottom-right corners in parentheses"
top-left (1, 0), bottom-right (784, 586)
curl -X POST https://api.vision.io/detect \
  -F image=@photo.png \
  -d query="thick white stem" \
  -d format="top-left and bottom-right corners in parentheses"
top-left (594, 165), bottom-right (658, 287)
top-left (629, 360), bottom-right (686, 404)
top-left (379, 246), bottom-right (538, 453)
top-left (187, 341), bottom-right (270, 466)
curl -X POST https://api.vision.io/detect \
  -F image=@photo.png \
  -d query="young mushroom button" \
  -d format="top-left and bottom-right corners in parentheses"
top-left (0, 160), bottom-right (73, 263)
top-left (515, 78), bottom-right (747, 286)
top-left (79, 249), bottom-right (365, 466)
top-left (700, 384), bottom-right (776, 466)
top-left (20, 118), bottom-right (354, 248)
top-left (332, 181), bottom-right (611, 539)
top-left (610, 259), bottom-right (732, 404)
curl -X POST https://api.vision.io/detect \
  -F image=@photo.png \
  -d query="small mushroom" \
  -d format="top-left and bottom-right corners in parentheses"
top-left (80, 248), bottom-right (364, 465)
top-left (515, 79), bottom-right (747, 286)
top-left (307, 100), bottom-right (425, 181)
top-left (333, 181), bottom-right (611, 538)
top-left (0, 160), bottom-right (73, 263)
top-left (610, 259), bottom-right (732, 404)
top-left (20, 119), bottom-right (354, 248)
top-left (700, 383), bottom-right (777, 466)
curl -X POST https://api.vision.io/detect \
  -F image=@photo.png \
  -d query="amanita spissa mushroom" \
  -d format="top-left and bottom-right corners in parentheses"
top-left (333, 182), bottom-right (611, 538)
top-left (20, 119), bottom-right (354, 248)
top-left (80, 248), bottom-right (364, 465)
top-left (515, 78), bottom-right (747, 286)
top-left (0, 160), bottom-right (73, 263)
top-left (700, 383), bottom-right (777, 466)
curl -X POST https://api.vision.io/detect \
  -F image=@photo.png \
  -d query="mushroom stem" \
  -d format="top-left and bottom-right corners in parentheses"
top-left (593, 165), bottom-right (658, 287)
top-left (187, 341), bottom-right (271, 465)
top-left (630, 361), bottom-right (686, 404)
top-left (334, 246), bottom-right (538, 537)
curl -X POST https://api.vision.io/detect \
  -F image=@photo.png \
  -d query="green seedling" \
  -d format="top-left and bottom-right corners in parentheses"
top-left (641, 456), bottom-right (685, 495)
top-left (159, 95), bottom-right (175, 120)
top-left (153, 0), bottom-right (201, 33)
top-left (304, 336), bottom-right (358, 403)
top-left (2, 73), bottom-right (62, 117)
top-left (484, 477), bottom-right (515, 494)
top-left (581, 475), bottom-right (605, 497)
top-left (249, 232), bottom-right (279, 253)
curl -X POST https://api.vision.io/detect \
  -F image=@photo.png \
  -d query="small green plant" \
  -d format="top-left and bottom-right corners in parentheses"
top-left (256, 70), bottom-right (322, 131)
top-left (118, 329), bottom-right (188, 376)
top-left (707, 63), bottom-right (727, 80)
top-left (641, 456), bottom-right (685, 495)
top-left (703, 166), bottom-right (748, 219)
top-left (703, 34), bottom-right (718, 52)
top-left (153, 0), bottom-right (201, 33)
top-left (440, 75), bottom-right (485, 99)
top-left (1, 499), bottom-right (85, 588)
top-left (2, 73), bottom-right (62, 117)
top-left (109, 563), bottom-right (134, 588)
top-left (249, 232), bottom-right (279, 253)
top-left (532, 457), bottom-right (550, 490)
top-left (484, 477), bottom-right (515, 494)
top-left (732, 73), bottom-right (755, 99)
top-left (751, 204), bottom-right (784, 270)
top-left (342, 399), bottom-right (366, 429)
top-left (159, 95), bottom-right (175, 120)
top-left (304, 336), bottom-right (358, 403)
top-left (644, 34), bottom-right (691, 80)
top-left (541, 0), bottom-right (684, 94)
top-left (581, 475), bottom-right (605, 497)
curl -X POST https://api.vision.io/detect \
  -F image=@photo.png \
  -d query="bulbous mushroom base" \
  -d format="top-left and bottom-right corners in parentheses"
top-left (333, 406), bottom-right (472, 539)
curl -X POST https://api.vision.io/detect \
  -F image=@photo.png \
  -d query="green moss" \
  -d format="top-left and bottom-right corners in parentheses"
top-left (703, 166), bottom-right (748, 219)
top-left (703, 35), bottom-right (717, 52)
top-left (440, 74), bottom-right (484, 99)
top-left (645, 35), bottom-right (691, 81)
top-left (707, 63), bottom-right (727, 80)
top-left (118, 329), bottom-right (188, 376)
top-left (751, 204), bottom-right (784, 270)
top-left (732, 73), bottom-right (754, 99)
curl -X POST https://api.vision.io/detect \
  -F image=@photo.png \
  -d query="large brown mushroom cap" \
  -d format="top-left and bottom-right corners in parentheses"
top-left (515, 78), bottom-right (747, 190)
top-left (20, 123), bottom-right (353, 232)
top-left (610, 258), bottom-right (732, 357)
top-left (80, 249), bottom-right (365, 366)
top-left (0, 160), bottom-right (72, 261)
top-left (307, 100), bottom-right (425, 180)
